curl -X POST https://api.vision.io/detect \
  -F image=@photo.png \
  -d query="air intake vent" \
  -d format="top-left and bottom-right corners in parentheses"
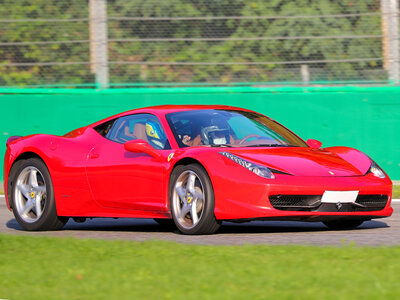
top-left (269, 194), bottom-right (388, 212)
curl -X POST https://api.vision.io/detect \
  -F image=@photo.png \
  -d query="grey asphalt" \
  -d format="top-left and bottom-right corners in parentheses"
top-left (1, 195), bottom-right (399, 246)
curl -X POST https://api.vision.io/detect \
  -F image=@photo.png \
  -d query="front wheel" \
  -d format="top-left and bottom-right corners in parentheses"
top-left (10, 158), bottom-right (68, 231)
top-left (323, 219), bottom-right (364, 230)
top-left (170, 164), bottom-right (221, 235)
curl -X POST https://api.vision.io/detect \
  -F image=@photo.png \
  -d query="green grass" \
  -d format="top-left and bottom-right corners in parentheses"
top-left (1, 234), bottom-right (400, 299)
top-left (393, 185), bottom-right (400, 198)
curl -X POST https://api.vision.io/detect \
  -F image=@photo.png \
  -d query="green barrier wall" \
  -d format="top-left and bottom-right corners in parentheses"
top-left (1, 86), bottom-right (399, 179)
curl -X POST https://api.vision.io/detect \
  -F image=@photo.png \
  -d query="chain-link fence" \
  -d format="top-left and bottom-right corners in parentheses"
top-left (1, 0), bottom-right (399, 88)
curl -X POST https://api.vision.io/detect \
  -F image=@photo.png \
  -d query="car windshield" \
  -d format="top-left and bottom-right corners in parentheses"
top-left (166, 109), bottom-right (308, 148)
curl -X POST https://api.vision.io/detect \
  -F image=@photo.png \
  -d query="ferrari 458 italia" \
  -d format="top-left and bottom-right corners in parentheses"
top-left (3, 105), bottom-right (392, 234)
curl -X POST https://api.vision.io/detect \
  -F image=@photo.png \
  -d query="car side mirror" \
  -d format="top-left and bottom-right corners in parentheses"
top-left (124, 139), bottom-right (161, 158)
top-left (307, 139), bottom-right (322, 149)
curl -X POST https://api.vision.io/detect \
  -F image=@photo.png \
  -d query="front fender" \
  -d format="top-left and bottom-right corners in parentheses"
top-left (168, 148), bottom-right (271, 219)
top-left (323, 146), bottom-right (373, 175)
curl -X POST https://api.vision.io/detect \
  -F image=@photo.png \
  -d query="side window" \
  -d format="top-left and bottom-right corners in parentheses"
top-left (94, 119), bottom-right (115, 137)
top-left (168, 118), bottom-right (197, 148)
top-left (174, 119), bottom-right (192, 140)
top-left (106, 114), bottom-right (170, 150)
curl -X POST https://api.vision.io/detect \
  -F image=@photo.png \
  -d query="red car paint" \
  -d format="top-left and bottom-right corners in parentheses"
top-left (3, 105), bottom-right (393, 221)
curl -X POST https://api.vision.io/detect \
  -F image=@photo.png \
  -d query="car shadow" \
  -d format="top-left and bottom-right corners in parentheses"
top-left (5, 217), bottom-right (389, 234)
top-left (218, 220), bottom-right (388, 234)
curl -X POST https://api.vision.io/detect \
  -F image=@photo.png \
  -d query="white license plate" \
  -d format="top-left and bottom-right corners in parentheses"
top-left (321, 191), bottom-right (359, 203)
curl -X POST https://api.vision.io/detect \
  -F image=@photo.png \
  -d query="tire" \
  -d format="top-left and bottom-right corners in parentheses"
top-left (170, 164), bottom-right (221, 235)
top-left (10, 158), bottom-right (68, 231)
top-left (323, 219), bottom-right (364, 230)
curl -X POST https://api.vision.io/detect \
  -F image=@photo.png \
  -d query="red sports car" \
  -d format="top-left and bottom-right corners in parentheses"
top-left (3, 105), bottom-right (393, 234)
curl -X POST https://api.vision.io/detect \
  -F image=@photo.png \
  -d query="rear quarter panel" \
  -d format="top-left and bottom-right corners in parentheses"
top-left (4, 129), bottom-right (98, 215)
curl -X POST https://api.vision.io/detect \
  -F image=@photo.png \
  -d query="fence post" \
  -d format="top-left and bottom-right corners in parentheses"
top-left (381, 0), bottom-right (400, 84)
top-left (89, 0), bottom-right (109, 89)
top-left (301, 65), bottom-right (310, 85)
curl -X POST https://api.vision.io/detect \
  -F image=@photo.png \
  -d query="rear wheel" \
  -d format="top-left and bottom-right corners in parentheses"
top-left (10, 158), bottom-right (68, 231)
top-left (170, 164), bottom-right (221, 235)
top-left (323, 219), bottom-right (364, 230)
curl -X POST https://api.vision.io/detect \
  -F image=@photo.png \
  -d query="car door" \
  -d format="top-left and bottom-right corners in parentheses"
top-left (85, 113), bottom-right (170, 212)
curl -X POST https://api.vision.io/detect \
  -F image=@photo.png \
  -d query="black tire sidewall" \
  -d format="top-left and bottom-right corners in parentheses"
top-left (11, 158), bottom-right (59, 231)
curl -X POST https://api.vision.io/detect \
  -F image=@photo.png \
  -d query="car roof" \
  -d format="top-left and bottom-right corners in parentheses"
top-left (125, 104), bottom-right (248, 114)
top-left (89, 105), bottom-right (254, 127)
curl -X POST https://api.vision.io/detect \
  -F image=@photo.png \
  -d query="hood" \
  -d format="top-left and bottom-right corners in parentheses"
top-left (228, 147), bottom-right (370, 177)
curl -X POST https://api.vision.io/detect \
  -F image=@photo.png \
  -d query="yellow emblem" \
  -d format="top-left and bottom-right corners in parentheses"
top-left (167, 153), bottom-right (174, 162)
top-left (31, 192), bottom-right (35, 198)
top-left (187, 197), bottom-right (192, 203)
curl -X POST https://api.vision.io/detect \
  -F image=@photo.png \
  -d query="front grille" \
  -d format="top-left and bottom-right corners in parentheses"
top-left (356, 195), bottom-right (388, 209)
top-left (269, 195), bottom-right (321, 210)
top-left (269, 194), bottom-right (388, 212)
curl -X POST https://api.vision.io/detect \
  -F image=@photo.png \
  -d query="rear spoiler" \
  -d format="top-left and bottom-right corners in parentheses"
top-left (6, 136), bottom-right (22, 145)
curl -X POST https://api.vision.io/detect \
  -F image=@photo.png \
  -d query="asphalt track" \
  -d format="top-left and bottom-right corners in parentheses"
top-left (1, 195), bottom-right (399, 246)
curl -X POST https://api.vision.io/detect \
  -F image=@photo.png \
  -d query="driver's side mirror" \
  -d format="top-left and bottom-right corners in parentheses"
top-left (306, 139), bottom-right (322, 149)
top-left (124, 139), bottom-right (161, 158)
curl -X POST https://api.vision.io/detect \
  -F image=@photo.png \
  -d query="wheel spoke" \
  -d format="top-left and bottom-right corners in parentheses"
top-left (180, 204), bottom-right (190, 219)
top-left (13, 165), bottom-right (50, 224)
top-left (186, 172), bottom-right (196, 193)
top-left (17, 184), bottom-right (30, 199)
top-left (21, 200), bottom-right (34, 215)
top-left (190, 202), bottom-right (199, 224)
top-left (35, 198), bottom-right (42, 217)
top-left (173, 169), bottom-right (208, 230)
top-left (29, 169), bottom-right (39, 188)
top-left (36, 185), bottom-right (46, 194)
top-left (175, 186), bottom-right (187, 203)
top-left (192, 189), bottom-right (204, 201)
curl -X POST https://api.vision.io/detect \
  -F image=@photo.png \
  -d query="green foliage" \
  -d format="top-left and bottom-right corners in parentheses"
top-left (394, 185), bottom-right (400, 198)
top-left (0, 0), bottom-right (92, 86)
top-left (0, 0), bottom-right (386, 86)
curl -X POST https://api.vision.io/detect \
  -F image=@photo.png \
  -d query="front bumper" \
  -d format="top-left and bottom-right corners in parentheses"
top-left (213, 172), bottom-right (393, 220)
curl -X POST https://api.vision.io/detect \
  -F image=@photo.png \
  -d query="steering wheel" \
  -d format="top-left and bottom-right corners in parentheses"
top-left (238, 134), bottom-right (261, 145)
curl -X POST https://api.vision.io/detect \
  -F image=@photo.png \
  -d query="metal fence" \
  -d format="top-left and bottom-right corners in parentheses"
top-left (0, 0), bottom-right (399, 88)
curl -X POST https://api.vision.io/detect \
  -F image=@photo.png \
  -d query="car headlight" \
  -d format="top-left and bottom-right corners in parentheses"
top-left (219, 152), bottom-right (275, 179)
top-left (367, 161), bottom-right (386, 179)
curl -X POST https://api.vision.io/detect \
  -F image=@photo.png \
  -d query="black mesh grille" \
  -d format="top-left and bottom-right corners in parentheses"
top-left (269, 195), bottom-right (321, 209)
top-left (269, 194), bottom-right (388, 212)
top-left (356, 195), bottom-right (388, 208)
